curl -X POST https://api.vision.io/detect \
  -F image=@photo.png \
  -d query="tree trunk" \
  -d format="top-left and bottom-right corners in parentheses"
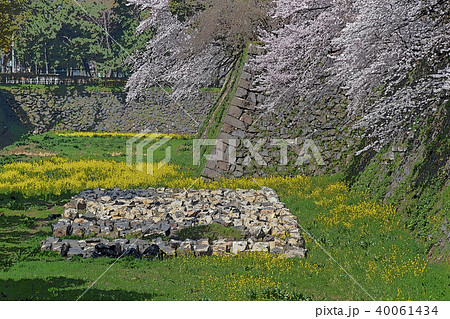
top-left (82, 58), bottom-right (92, 77)
top-left (104, 11), bottom-right (112, 78)
top-left (44, 45), bottom-right (49, 74)
top-left (11, 35), bottom-right (15, 73)
top-left (1, 51), bottom-right (4, 73)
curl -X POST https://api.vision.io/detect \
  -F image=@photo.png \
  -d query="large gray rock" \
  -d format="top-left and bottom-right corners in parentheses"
top-left (67, 248), bottom-right (84, 257)
top-left (251, 242), bottom-right (269, 252)
top-left (270, 247), bottom-right (284, 255)
top-left (40, 241), bottom-right (52, 251)
top-left (193, 244), bottom-right (212, 256)
top-left (212, 239), bottom-right (230, 254)
top-left (41, 237), bottom-right (59, 250)
top-left (231, 241), bottom-right (248, 255)
top-left (178, 241), bottom-right (193, 255)
top-left (63, 208), bottom-right (78, 219)
top-left (71, 224), bottom-right (84, 237)
top-left (51, 242), bottom-right (65, 253)
top-left (52, 223), bottom-right (70, 237)
top-left (158, 243), bottom-right (176, 256)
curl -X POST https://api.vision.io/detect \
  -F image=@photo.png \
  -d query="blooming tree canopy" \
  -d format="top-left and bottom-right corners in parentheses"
top-left (127, 0), bottom-right (449, 150)
top-left (254, 0), bottom-right (449, 150)
top-left (126, 0), bottom-right (267, 101)
top-left (253, 0), bottom-right (353, 107)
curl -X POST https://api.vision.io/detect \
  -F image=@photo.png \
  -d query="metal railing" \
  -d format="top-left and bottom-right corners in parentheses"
top-left (0, 73), bottom-right (127, 87)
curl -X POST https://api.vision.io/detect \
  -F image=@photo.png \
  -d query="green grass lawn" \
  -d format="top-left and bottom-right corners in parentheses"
top-left (0, 133), bottom-right (448, 301)
top-left (0, 132), bottom-right (204, 177)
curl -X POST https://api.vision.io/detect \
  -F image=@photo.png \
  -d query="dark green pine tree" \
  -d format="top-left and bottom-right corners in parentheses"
top-left (16, 0), bottom-right (154, 77)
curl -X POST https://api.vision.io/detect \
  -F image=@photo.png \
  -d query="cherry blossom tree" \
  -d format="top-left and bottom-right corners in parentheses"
top-left (126, 0), bottom-right (268, 101)
top-left (254, 0), bottom-right (449, 150)
top-left (252, 0), bottom-right (354, 108)
top-left (127, 0), bottom-right (448, 150)
top-left (333, 0), bottom-right (449, 150)
top-left (332, 0), bottom-right (450, 111)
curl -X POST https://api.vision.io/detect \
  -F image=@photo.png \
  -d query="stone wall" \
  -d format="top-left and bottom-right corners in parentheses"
top-left (202, 44), bottom-right (360, 180)
top-left (41, 187), bottom-right (307, 259)
top-left (0, 88), bottom-right (218, 135)
top-left (0, 91), bottom-right (32, 148)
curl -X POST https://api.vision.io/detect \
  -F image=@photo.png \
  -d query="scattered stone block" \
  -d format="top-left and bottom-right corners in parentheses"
top-left (194, 244), bottom-right (212, 256)
top-left (212, 239), bottom-right (229, 255)
top-left (63, 208), bottom-right (78, 219)
top-left (88, 225), bottom-right (101, 235)
top-left (83, 247), bottom-right (95, 258)
top-left (178, 241), bottom-right (193, 255)
top-left (251, 242), bottom-right (269, 252)
top-left (158, 243), bottom-right (176, 256)
top-left (270, 247), bottom-right (284, 255)
top-left (40, 241), bottom-right (52, 251)
top-left (82, 211), bottom-right (96, 221)
top-left (231, 241), bottom-right (248, 255)
top-left (53, 223), bottom-right (70, 237)
top-left (71, 224), bottom-right (84, 237)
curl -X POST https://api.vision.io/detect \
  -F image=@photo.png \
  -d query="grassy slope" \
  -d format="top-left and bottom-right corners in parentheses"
top-left (0, 134), bottom-right (448, 300)
top-left (0, 81), bottom-right (448, 300)
top-left (0, 182), bottom-right (447, 301)
top-left (347, 100), bottom-right (450, 263)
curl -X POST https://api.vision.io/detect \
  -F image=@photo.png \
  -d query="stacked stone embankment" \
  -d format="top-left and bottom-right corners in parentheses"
top-left (0, 88), bottom-right (217, 134)
top-left (41, 187), bottom-right (307, 259)
top-left (202, 44), bottom-right (358, 180)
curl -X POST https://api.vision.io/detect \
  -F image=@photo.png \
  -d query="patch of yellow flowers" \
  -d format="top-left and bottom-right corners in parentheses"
top-left (0, 157), bottom-right (399, 236)
top-left (291, 181), bottom-right (399, 233)
top-left (0, 157), bottom-right (398, 238)
top-left (165, 174), bottom-right (314, 193)
top-left (201, 273), bottom-right (279, 300)
top-left (0, 158), bottom-right (315, 198)
top-left (0, 157), bottom-right (180, 197)
top-left (315, 201), bottom-right (397, 233)
top-left (367, 245), bottom-right (428, 283)
top-left (174, 251), bottom-right (321, 300)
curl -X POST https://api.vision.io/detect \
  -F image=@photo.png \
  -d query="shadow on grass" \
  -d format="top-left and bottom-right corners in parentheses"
top-left (0, 214), bottom-right (52, 246)
top-left (0, 194), bottom-right (73, 210)
top-left (0, 276), bottom-right (160, 301)
top-left (0, 229), bottom-right (51, 245)
top-left (0, 214), bottom-right (38, 228)
top-left (0, 213), bottom-right (58, 270)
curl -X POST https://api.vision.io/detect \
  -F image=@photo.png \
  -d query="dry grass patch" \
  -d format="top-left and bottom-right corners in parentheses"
top-left (0, 144), bottom-right (57, 157)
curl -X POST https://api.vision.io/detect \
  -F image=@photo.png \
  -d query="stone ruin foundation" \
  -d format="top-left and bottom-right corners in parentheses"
top-left (41, 187), bottom-right (307, 259)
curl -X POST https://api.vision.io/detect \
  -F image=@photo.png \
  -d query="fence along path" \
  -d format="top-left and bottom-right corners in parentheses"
top-left (0, 73), bottom-right (126, 87)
